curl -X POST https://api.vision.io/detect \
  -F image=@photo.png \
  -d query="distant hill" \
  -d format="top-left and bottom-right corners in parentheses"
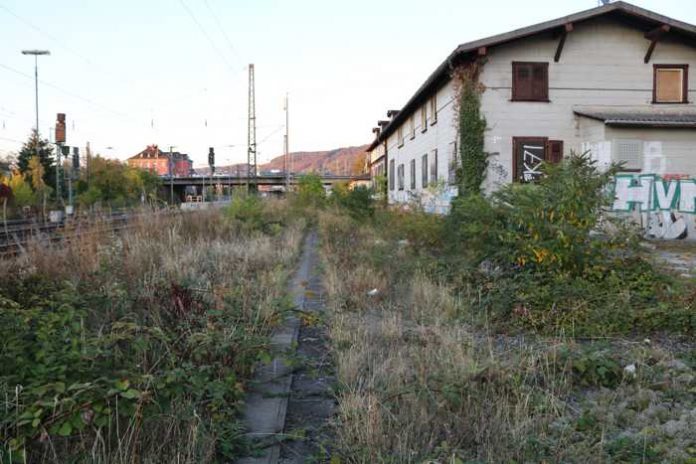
top-left (196, 145), bottom-right (369, 176)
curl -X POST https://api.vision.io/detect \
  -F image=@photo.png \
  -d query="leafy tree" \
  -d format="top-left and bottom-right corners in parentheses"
top-left (0, 182), bottom-right (12, 234)
top-left (17, 130), bottom-right (56, 193)
top-left (6, 171), bottom-right (35, 210)
top-left (28, 156), bottom-right (51, 218)
top-left (296, 173), bottom-right (325, 207)
top-left (76, 155), bottom-right (162, 207)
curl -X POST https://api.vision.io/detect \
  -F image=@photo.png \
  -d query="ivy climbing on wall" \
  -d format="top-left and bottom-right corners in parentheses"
top-left (454, 64), bottom-right (488, 196)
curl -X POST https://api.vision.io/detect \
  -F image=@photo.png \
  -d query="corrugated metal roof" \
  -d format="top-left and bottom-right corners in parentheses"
top-left (574, 108), bottom-right (696, 127)
top-left (367, 1), bottom-right (696, 151)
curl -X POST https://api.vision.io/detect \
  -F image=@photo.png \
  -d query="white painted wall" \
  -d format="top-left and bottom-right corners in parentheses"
top-left (386, 81), bottom-right (459, 212)
top-left (603, 127), bottom-right (696, 175)
top-left (382, 15), bottom-right (696, 209)
top-left (479, 17), bottom-right (696, 191)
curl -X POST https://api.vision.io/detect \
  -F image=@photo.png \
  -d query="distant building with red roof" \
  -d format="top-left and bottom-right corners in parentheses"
top-left (127, 145), bottom-right (193, 177)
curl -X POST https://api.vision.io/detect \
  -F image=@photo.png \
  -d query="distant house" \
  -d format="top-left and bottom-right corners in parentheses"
top-left (367, 1), bottom-right (696, 213)
top-left (128, 145), bottom-right (193, 177)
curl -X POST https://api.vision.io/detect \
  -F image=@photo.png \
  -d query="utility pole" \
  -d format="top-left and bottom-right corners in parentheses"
top-left (284, 93), bottom-right (290, 190)
top-left (169, 146), bottom-right (175, 205)
top-left (247, 64), bottom-right (257, 194)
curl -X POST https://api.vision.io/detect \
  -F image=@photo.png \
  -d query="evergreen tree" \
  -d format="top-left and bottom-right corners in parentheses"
top-left (17, 130), bottom-right (56, 192)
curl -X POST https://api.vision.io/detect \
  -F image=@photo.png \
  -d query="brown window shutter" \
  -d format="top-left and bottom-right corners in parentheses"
top-left (532, 64), bottom-right (548, 100)
top-left (513, 62), bottom-right (548, 101)
top-left (547, 140), bottom-right (563, 163)
top-left (513, 63), bottom-right (532, 100)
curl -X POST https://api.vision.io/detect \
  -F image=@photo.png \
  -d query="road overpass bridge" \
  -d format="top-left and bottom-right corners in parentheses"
top-left (163, 173), bottom-right (371, 202)
top-left (168, 173), bottom-right (369, 187)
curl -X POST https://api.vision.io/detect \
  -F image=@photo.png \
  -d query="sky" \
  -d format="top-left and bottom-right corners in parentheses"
top-left (0, 0), bottom-right (694, 167)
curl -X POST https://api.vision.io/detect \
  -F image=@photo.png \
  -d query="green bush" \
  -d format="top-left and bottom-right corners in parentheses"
top-left (295, 174), bottom-right (325, 208)
top-left (444, 153), bottom-right (687, 335)
top-left (332, 184), bottom-right (375, 220)
top-left (0, 275), bottom-right (261, 462)
top-left (224, 193), bottom-right (283, 233)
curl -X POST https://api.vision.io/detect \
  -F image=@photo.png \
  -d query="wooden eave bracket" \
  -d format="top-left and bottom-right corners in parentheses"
top-left (644, 24), bottom-right (670, 63)
top-left (554, 23), bottom-right (573, 62)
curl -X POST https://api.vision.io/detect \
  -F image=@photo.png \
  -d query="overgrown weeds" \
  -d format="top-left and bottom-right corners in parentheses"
top-left (319, 209), bottom-right (696, 463)
top-left (0, 202), bottom-right (303, 463)
top-left (443, 153), bottom-right (694, 336)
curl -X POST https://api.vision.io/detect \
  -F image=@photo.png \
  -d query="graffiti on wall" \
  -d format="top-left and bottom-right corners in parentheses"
top-left (611, 173), bottom-right (694, 240)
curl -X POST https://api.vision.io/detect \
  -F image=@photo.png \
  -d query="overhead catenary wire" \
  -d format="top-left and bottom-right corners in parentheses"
top-left (204, 0), bottom-right (245, 66)
top-left (0, 2), bottom-right (236, 138)
top-left (179, 0), bottom-right (235, 71)
top-left (1, 2), bottom-right (252, 156)
top-left (0, 62), bottom-right (155, 131)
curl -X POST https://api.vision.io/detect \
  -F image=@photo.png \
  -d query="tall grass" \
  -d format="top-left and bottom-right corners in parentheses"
top-left (1, 203), bottom-right (304, 463)
top-left (319, 210), bottom-right (696, 463)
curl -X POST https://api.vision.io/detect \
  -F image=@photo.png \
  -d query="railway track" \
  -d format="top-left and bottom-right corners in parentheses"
top-left (0, 209), bottom-right (171, 258)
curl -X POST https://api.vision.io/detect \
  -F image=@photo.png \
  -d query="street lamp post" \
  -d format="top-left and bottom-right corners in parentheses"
top-left (22, 49), bottom-right (54, 205)
top-left (22, 50), bottom-right (50, 136)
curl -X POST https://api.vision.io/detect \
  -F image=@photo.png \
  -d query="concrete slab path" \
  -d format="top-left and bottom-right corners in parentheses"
top-left (237, 230), bottom-right (335, 463)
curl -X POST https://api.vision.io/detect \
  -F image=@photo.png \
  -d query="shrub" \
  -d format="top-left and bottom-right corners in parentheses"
top-left (444, 153), bottom-right (684, 335)
top-left (376, 208), bottom-right (445, 251)
top-left (295, 173), bottom-right (325, 208)
top-left (0, 209), bottom-right (302, 462)
top-left (223, 193), bottom-right (284, 233)
top-left (332, 184), bottom-right (375, 220)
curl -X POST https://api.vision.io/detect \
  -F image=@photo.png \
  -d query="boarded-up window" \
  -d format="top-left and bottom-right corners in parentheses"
top-left (654, 65), bottom-right (688, 103)
top-left (410, 159), bottom-right (416, 189)
top-left (422, 154), bottom-right (428, 187)
top-left (430, 96), bottom-right (437, 125)
top-left (397, 164), bottom-right (404, 190)
top-left (397, 127), bottom-right (404, 147)
top-left (613, 139), bottom-right (643, 171)
top-left (448, 141), bottom-right (458, 184)
top-left (430, 149), bottom-right (438, 183)
top-left (409, 116), bottom-right (415, 140)
top-left (513, 137), bottom-right (546, 182)
top-left (389, 159), bottom-right (395, 190)
top-left (512, 62), bottom-right (549, 101)
top-left (421, 106), bottom-right (427, 132)
top-left (513, 137), bottom-right (564, 182)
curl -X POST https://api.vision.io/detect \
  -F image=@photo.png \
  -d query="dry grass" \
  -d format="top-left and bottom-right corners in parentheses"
top-left (319, 210), bottom-right (696, 463)
top-left (0, 204), bottom-right (304, 463)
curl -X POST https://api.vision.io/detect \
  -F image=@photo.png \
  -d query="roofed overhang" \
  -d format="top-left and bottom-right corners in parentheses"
top-left (372, 1), bottom-right (696, 146)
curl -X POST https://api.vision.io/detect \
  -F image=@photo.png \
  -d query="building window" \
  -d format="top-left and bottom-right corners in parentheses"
top-left (389, 159), bottom-right (395, 190)
top-left (397, 127), bottom-right (404, 147)
top-left (410, 159), bottom-right (416, 189)
top-left (397, 164), bottom-right (405, 190)
top-left (430, 96), bottom-right (437, 125)
top-left (448, 141), bottom-right (458, 184)
top-left (430, 149), bottom-right (438, 183)
top-left (653, 64), bottom-right (688, 103)
top-left (512, 137), bottom-right (564, 182)
top-left (421, 154), bottom-right (428, 187)
top-left (512, 62), bottom-right (549, 102)
top-left (409, 116), bottom-right (415, 140)
top-left (421, 106), bottom-right (427, 133)
top-left (613, 139), bottom-right (643, 171)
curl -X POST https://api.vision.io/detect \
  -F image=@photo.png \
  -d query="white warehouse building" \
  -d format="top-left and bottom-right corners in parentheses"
top-left (367, 1), bottom-right (696, 215)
